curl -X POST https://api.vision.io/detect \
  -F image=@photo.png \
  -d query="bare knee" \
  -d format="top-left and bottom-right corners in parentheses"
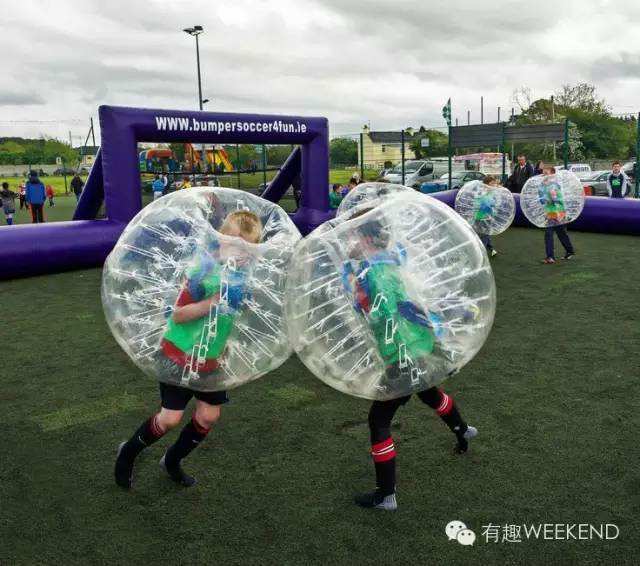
top-left (194, 403), bottom-right (221, 429)
top-left (156, 408), bottom-right (183, 431)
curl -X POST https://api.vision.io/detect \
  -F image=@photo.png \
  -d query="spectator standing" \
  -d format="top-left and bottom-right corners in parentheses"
top-left (341, 178), bottom-right (358, 198)
top-left (507, 154), bottom-right (535, 193)
top-left (1, 182), bottom-right (17, 225)
top-left (534, 160), bottom-right (544, 175)
top-left (606, 161), bottom-right (629, 198)
top-left (18, 183), bottom-right (27, 210)
top-left (46, 184), bottom-right (55, 207)
top-left (71, 174), bottom-right (84, 202)
top-left (329, 183), bottom-right (343, 209)
top-left (25, 171), bottom-right (46, 223)
top-left (181, 177), bottom-right (192, 189)
top-left (152, 175), bottom-right (165, 200)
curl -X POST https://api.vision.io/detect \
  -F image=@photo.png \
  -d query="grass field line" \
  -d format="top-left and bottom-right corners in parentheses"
top-left (35, 392), bottom-right (144, 432)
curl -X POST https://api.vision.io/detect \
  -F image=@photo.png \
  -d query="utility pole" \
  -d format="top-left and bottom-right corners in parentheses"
top-left (481, 96), bottom-right (484, 124)
top-left (90, 117), bottom-right (96, 148)
top-left (467, 110), bottom-right (470, 126)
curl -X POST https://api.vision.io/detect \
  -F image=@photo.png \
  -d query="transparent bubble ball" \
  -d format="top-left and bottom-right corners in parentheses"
top-left (102, 187), bottom-right (301, 392)
top-left (285, 192), bottom-right (496, 401)
top-left (337, 182), bottom-right (414, 217)
top-left (455, 180), bottom-right (516, 235)
top-left (520, 170), bottom-right (585, 228)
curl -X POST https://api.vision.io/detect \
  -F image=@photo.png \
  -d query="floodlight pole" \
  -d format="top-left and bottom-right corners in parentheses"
top-left (195, 33), bottom-right (203, 110)
top-left (184, 26), bottom-right (205, 110)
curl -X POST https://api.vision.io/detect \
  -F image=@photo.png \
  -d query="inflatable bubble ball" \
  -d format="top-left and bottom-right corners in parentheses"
top-left (102, 187), bottom-right (301, 392)
top-left (285, 192), bottom-right (496, 401)
top-left (337, 182), bottom-right (414, 217)
top-left (520, 170), bottom-right (585, 228)
top-left (455, 180), bottom-right (516, 235)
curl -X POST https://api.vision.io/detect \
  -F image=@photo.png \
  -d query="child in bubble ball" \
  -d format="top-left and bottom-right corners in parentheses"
top-left (474, 175), bottom-right (500, 257)
top-left (539, 166), bottom-right (575, 264)
top-left (114, 210), bottom-right (262, 490)
top-left (343, 208), bottom-right (478, 511)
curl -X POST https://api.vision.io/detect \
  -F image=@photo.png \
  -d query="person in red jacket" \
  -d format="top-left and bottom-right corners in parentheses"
top-left (45, 185), bottom-right (55, 207)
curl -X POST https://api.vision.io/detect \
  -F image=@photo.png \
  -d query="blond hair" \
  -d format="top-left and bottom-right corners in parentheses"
top-left (220, 210), bottom-right (262, 243)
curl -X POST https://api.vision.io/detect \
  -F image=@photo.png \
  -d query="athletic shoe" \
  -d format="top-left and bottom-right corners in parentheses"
top-left (454, 425), bottom-right (478, 454)
top-left (354, 491), bottom-right (398, 511)
top-left (114, 441), bottom-right (133, 490)
top-left (542, 258), bottom-right (556, 264)
top-left (561, 253), bottom-right (575, 260)
top-left (490, 249), bottom-right (498, 257)
top-left (160, 454), bottom-right (197, 487)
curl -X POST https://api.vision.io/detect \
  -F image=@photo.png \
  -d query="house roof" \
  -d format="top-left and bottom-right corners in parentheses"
top-left (367, 131), bottom-right (417, 143)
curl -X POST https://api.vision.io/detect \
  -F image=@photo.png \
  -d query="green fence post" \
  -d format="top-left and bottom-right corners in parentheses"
top-left (448, 126), bottom-right (452, 190)
top-left (262, 144), bottom-right (267, 192)
top-left (563, 118), bottom-right (569, 170)
top-left (636, 112), bottom-right (640, 198)
top-left (401, 129), bottom-right (406, 185)
top-left (359, 133), bottom-right (364, 181)
top-left (235, 144), bottom-right (241, 189)
top-left (501, 123), bottom-right (506, 184)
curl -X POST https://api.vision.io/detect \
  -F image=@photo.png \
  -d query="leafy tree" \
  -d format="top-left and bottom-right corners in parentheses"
top-left (330, 137), bottom-right (358, 167)
top-left (410, 128), bottom-right (448, 158)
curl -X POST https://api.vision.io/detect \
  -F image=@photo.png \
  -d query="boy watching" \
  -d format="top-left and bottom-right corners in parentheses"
top-left (607, 161), bottom-right (628, 198)
top-left (114, 210), bottom-right (262, 490)
top-left (329, 183), bottom-right (343, 209)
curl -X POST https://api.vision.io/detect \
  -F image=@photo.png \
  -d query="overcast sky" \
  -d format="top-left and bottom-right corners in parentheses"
top-left (1, 0), bottom-right (639, 142)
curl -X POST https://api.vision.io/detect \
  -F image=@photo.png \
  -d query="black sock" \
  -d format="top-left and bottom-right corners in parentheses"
top-left (371, 437), bottom-right (396, 496)
top-left (119, 415), bottom-right (165, 462)
top-left (164, 416), bottom-right (210, 470)
top-left (115, 415), bottom-right (165, 488)
top-left (374, 460), bottom-right (396, 497)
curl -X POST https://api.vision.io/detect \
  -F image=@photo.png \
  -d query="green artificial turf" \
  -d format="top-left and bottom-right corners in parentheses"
top-left (1, 227), bottom-right (639, 565)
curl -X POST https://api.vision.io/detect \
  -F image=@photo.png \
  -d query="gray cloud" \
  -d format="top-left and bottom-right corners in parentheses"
top-left (0, 92), bottom-right (45, 106)
top-left (0, 0), bottom-right (639, 140)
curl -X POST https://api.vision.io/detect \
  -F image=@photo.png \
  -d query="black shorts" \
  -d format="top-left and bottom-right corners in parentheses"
top-left (159, 382), bottom-right (229, 411)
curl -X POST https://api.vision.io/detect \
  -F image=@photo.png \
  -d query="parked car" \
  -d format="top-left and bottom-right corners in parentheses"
top-left (623, 161), bottom-right (636, 184)
top-left (419, 170), bottom-right (486, 193)
top-left (52, 167), bottom-right (77, 176)
top-left (581, 170), bottom-right (610, 196)
top-left (382, 160), bottom-right (449, 188)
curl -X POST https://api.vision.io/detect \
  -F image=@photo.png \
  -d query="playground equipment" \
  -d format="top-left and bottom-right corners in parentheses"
top-left (184, 143), bottom-right (234, 173)
top-left (139, 148), bottom-right (175, 172)
top-left (0, 105), bottom-right (329, 279)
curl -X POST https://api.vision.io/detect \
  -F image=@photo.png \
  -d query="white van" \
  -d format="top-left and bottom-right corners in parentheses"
top-left (382, 160), bottom-right (450, 188)
top-left (555, 163), bottom-right (592, 179)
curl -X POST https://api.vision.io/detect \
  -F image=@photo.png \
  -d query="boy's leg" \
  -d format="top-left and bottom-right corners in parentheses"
top-left (355, 396), bottom-right (410, 510)
top-left (114, 382), bottom-right (190, 489)
top-left (544, 227), bottom-right (554, 259)
top-left (114, 407), bottom-right (183, 489)
top-left (555, 226), bottom-right (574, 256)
top-left (161, 390), bottom-right (228, 487)
top-left (416, 387), bottom-right (477, 453)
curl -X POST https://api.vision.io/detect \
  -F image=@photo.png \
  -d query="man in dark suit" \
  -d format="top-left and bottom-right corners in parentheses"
top-left (508, 154), bottom-right (535, 193)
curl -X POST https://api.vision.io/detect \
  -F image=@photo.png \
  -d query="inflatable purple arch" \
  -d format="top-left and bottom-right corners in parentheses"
top-left (0, 105), bottom-right (331, 279)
